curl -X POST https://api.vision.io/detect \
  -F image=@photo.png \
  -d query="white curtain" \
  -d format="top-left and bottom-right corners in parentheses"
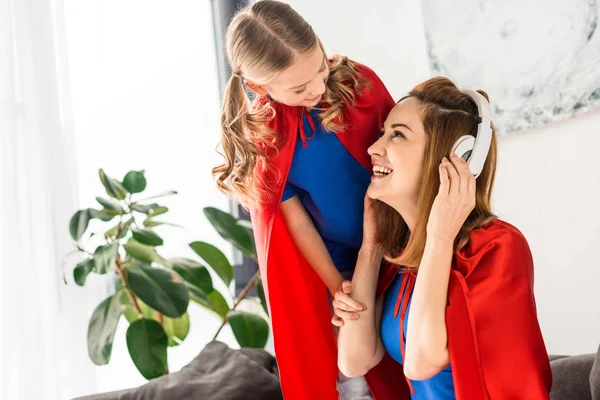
top-left (0, 0), bottom-right (101, 398)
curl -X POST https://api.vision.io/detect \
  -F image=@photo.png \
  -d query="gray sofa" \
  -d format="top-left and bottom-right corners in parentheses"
top-left (74, 342), bottom-right (600, 399)
top-left (550, 344), bottom-right (600, 400)
top-left (74, 341), bottom-right (283, 400)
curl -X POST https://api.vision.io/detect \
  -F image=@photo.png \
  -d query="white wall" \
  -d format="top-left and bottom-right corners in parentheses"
top-left (494, 109), bottom-right (600, 355)
top-left (290, 0), bottom-right (431, 96)
top-left (287, 0), bottom-right (600, 355)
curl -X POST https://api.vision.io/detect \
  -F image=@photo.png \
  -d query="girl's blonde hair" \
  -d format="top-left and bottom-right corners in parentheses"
top-left (213, 0), bottom-right (366, 207)
top-left (375, 77), bottom-right (498, 269)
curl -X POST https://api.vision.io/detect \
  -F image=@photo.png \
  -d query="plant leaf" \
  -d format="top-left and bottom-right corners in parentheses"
top-left (93, 242), bottom-right (119, 274)
top-left (126, 265), bottom-right (189, 318)
top-left (118, 291), bottom-right (188, 346)
top-left (123, 238), bottom-right (161, 264)
top-left (89, 208), bottom-right (118, 222)
top-left (185, 283), bottom-right (209, 304)
top-left (148, 206), bottom-right (168, 218)
top-left (126, 319), bottom-right (168, 380)
top-left (206, 290), bottom-right (230, 318)
top-left (136, 191), bottom-right (177, 202)
top-left (191, 289), bottom-right (230, 318)
top-left (118, 289), bottom-right (140, 324)
top-left (87, 294), bottom-right (122, 365)
top-left (122, 171), bottom-right (147, 194)
top-left (203, 207), bottom-right (256, 257)
top-left (74, 258), bottom-right (96, 286)
top-left (130, 203), bottom-right (160, 214)
top-left (96, 196), bottom-right (122, 212)
top-left (143, 218), bottom-right (181, 228)
top-left (132, 228), bottom-right (164, 246)
top-left (99, 169), bottom-right (128, 200)
top-left (236, 219), bottom-right (253, 231)
top-left (227, 311), bottom-right (269, 348)
top-left (189, 241), bottom-right (233, 286)
top-left (163, 312), bottom-right (190, 347)
top-left (169, 258), bottom-right (213, 293)
top-left (106, 217), bottom-right (134, 240)
top-left (70, 209), bottom-right (90, 241)
top-left (256, 278), bottom-right (269, 317)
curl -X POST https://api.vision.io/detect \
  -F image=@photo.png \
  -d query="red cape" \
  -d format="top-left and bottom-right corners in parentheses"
top-left (375, 219), bottom-right (552, 399)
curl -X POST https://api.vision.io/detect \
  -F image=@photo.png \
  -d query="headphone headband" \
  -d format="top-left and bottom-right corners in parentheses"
top-left (459, 89), bottom-right (493, 178)
top-left (399, 89), bottom-right (493, 178)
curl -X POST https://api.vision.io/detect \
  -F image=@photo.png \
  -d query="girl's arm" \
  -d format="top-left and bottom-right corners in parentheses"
top-left (280, 195), bottom-right (343, 295)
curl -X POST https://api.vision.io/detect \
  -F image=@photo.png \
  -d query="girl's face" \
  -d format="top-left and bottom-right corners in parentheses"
top-left (367, 97), bottom-right (428, 207)
top-left (250, 47), bottom-right (329, 107)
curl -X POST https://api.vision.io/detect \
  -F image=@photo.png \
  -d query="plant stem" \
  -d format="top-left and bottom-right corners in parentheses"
top-left (153, 311), bottom-right (169, 375)
top-left (212, 270), bottom-right (261, 341)
top-left (155, 310), bottom-right (164, 326)
top-left (115, 254), bottom-right (143, 318)
top-left (76, 246), bottom-right (93, 256)
top-left (233, 270), bottom-right (261, 308)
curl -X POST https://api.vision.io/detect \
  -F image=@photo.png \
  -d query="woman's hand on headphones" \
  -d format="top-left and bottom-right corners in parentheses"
top-left (331, 280), bottom-right (366, 327)
top-left (427, 152), bottom-right (476, 243)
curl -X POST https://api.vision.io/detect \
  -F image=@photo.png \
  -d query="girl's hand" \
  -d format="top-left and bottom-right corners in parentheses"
top-left (331, 280), bottom-right (366, 327)
top-left (427, 152), bottom-right (476, 243)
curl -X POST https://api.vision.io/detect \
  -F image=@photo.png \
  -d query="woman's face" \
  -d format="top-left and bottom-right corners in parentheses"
top-left (367, 97), bottom-right (428, 206)
top-left (256, 46), bottom-right (329, 107)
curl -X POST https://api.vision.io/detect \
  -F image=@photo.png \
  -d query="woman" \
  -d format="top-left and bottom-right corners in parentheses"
top-left (332, 77), bottom-right (552, 399)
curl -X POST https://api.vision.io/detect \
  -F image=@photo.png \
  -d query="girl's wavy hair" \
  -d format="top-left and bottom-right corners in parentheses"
top-left (212, 0), bottom-right (367, 208)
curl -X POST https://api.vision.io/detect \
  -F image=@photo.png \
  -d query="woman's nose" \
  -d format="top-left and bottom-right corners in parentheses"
top-left (368, 136), bottom-right (385, 156)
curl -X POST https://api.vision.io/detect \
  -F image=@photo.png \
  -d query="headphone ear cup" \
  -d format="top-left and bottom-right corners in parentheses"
top-left (451, 135), bottom-right (476, 161)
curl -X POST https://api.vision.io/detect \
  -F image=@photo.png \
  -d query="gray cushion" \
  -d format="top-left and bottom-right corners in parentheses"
top-left (73, 341), bottom-right (283, 400)
top-left (550, 353), bottom-right (595, 400)
top-left (590, 344), bottom-right (600, 400)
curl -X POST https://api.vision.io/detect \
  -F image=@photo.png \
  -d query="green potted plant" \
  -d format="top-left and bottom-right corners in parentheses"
top-left (66, 169), bottom-right (268, 380)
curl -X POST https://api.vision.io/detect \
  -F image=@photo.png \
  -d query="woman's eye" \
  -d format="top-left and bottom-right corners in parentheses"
top-left (393, 131), bottom-right (406, 139)
top-left (294, 88), bottom-right (306, 94)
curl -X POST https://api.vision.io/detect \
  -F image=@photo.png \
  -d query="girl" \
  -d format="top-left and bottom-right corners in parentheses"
top-left (332, 77), bottom-right (552, 399)
top-left (212, 1), bottom-right (399, 398)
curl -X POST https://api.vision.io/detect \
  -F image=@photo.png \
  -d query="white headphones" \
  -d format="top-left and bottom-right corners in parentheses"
top-left (451, 89), bottom-right (493, 179)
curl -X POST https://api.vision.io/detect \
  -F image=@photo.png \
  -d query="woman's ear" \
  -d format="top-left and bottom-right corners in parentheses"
top-left (244, 79), bottom-right (268, 96)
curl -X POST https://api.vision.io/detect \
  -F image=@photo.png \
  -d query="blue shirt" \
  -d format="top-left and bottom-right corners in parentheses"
top-left (281, 107), bottom-right (371, 272)
top-left (381, 273), bottom-right (456, 399)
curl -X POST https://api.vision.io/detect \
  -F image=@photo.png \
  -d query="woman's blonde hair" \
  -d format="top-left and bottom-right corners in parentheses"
top-left (212, 0), bottom-right (367, 207)
top-left (375, 77), bottom-right (498, 269)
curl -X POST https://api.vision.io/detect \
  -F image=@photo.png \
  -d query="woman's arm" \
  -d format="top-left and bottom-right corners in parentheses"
top-left (403, 153), bottom-right (476, 380)
top-left (403, 239), bottom-right (452, 380)
top-left (336, 246), bottom-right (386, 378)
top-left (280, 195), bottom-right (343, 295)
top-left (334, 196), bottom-right (387, 377)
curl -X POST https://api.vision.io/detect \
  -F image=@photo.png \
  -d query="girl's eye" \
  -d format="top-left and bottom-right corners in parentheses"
top-left (393, 131), bottom-right (406, 139)
top-left (294, 62), bottom-right (326, 94)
